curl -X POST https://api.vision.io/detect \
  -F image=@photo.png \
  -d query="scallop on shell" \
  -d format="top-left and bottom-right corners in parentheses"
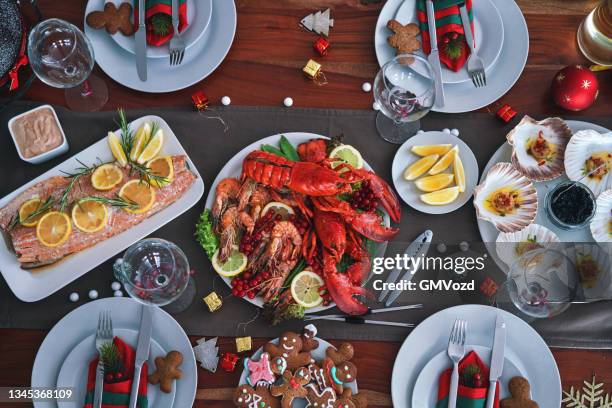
top-left (474, 162), bottom-right (538, 233)
top-left (506, 116), bottom-right (572, 181)
top-left (590, 189), bottom-right (612, 244)
top-left (565, 129), bottom-right (612, 196)
top-left (496, 223), bottom-right (561, 267)
top-left (567, 243), bottom-right (611, 298)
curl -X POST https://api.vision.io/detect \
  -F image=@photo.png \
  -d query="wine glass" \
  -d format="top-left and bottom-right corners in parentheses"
top-left (114, 238), bottom-right (196, 314)
top-left (373, 54), bottom-right (435, 144)
top-left (27, 18), bottom-right (108, 111)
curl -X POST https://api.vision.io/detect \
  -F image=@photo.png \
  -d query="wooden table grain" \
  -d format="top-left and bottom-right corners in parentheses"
top-left (1, 0), bottom-right (611, 407)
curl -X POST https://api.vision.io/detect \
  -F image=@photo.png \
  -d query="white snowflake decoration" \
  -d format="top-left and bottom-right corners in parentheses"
top-left (563, 375), bottom-right (612, 408)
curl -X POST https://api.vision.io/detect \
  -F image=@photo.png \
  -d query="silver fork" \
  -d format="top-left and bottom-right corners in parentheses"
top-left (447, 319), bottom-right (467, 408)
top-left (168, 0), bottom-right (186, 66)
top-left (93, 310), bottom-right (114, 408)
top-left (459, 3), bottom-right (486, 88)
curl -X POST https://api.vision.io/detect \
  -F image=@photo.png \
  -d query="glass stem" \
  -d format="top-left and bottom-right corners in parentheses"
top-left (80, 80), bottom-right (93, 98)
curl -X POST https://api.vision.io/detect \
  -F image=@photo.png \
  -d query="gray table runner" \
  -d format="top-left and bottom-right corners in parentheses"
top-left (1, 101), bottom-right (610, 348)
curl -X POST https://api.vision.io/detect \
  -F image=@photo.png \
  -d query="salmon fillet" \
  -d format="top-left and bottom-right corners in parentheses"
top-left (0, 155), bottom-right (196, 268)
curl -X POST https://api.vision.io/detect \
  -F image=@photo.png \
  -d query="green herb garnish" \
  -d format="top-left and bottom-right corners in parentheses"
top-left (195, 209), bottom-right (219, 259)
top-left (8, 196), bottom-right (55, 231)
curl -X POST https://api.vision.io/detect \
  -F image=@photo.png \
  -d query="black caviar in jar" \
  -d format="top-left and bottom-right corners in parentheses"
top-left (550, 183), bottom-right (595, 225)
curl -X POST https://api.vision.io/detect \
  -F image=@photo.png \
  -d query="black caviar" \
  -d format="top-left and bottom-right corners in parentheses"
top-left (550, 183), bottom-right (595, 225)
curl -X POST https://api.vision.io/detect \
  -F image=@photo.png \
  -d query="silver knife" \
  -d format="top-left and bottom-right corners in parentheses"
top-left (128, 305), bottom-right (153, 408)
top-left (425, 0), bottom-right (445, 107)
top-left (135, 0), bottom-right (147, 81)
top-left (378, 230), bottom-right (433, 306)
top-left (486, 315), bottom-right (506, 408)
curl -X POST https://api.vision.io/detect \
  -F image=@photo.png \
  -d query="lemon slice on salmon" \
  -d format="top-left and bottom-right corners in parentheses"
top-left (108, 131), bottom-right (128, 166)
top-left (129, 122), bottom-right (152, 162)
top-left (429, 146), bottom-right (459, 175)
top-left (36, 211), bottom-right (72, 247)
top-left (146, 156), bottom-right (174, 188)
top-left (403, 154), bottom-right (439, 181)
top-left (291, 270), bottom-right (324, 308)
top-left (91, 164), bottom-right (124, 191)
top-left (420, 186), bottom-right (460, 205)
top-left (136, 127), bottom-right (164, 164)
top-left (411, 144), bottom-right (453, 157)
top-left (118, 180), bottom-right (156, 214)
top-left (19, 198), bottom-right (48, 227)
top-left (415, 174), bottom-right (455, 192)
top-left (72, 200), bottom-right (108, 233)
top-left (211, 246), bottom-right (248, 277)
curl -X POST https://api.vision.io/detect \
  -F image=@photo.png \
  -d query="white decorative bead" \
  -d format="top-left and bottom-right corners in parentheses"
top-left (417, 130), bottom-right (425, 134)
top-left (450, 128), bottom-right (459, 136)
top-left (372, 102), bottom-right (381, 111)
top-left (111, 281), bottom-right (121, 291)
top-left (221, 96), bottom-right (231, 106)
top-left (442, 128), bottom-right (451, 134)
top-left (361, 82), bottom-right (372, 92)
top-left (69, 292), bottom-right (79, 302)
top-left (283, 97), bottom-right (293, 107)
top-left (88, 289), bottom-right (99, 300)
top-left (436, 243), bottom-right (447, 253)
top-left (459, 241), bottom-right (470, 252)
top-left (113, 290), bottom-right (123, 297)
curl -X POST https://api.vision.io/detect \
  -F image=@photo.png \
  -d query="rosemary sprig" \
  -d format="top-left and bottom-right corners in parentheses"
top-left (78, 195), bottom-right (139, 210)
top-left (116, 108), bottom-right (134, 158)
top-left (129, 160), bottom-right (168, 185)
top-left (8, 196), bottom-right (56, 231)
top-left (58, 159), bottom-right (107, 212)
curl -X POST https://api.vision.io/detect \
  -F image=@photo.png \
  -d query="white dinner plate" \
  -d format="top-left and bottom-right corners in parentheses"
top-left (84, 0), bottom-right (236, 93)
top-left (391, 130), bottom-right (479, 214)
top-left (239, 337), bottom-right (358, 408)
top-left (106, 0), bottom-right (213, 59)
top-left (412, 345), bottom-right (526, 407)
top-left (375, 0), bottom-right (529, 113)
top-left (56, 328), bottom-right (175, 408)
top-left (33, 297), bottom-right (197, 408)
top-left (203, 132), bottom-right (391, 313)
top-left (391, 304), bottom-right (561, 408)
top-left (0, 115), bottom-right (205, 302)
top-left (393, 0), bottom-right (504, 84)
top-left (477, 120), bottom-right (611, 273)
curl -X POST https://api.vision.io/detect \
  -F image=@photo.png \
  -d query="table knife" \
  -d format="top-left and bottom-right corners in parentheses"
top-left (135, 0), bottom-right (147, 81)
top-left (128, 305), bottom-right (153, 408)
top-left (486, 315), bottom-right (506, 408)
top-left (378, 230), bottom-right (433, 307)
top-left (425, 0), bottom-right (445, 107)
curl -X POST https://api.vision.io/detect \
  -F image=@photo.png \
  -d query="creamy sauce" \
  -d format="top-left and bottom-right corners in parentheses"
top-left (11, 108), bottom-right (64, 158)
top-left (484, 188), bottom-right (521, 216)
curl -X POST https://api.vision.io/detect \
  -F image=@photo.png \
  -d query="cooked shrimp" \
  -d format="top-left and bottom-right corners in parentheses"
top-left (212, 178), bottom-right (241, 223)
top-left (219, 205), bottom-right (239, 262)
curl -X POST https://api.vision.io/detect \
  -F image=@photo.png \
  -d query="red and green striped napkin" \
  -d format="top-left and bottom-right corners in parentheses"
top-left (436, 351), bottom-right (499, 408)
top-left (134, 0), bottom-right (188, 47)
top-left (417, 0), bottom-right (474, 72)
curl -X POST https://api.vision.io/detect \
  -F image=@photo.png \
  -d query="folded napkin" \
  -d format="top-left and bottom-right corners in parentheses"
top-left (84, 337), bottom-right (148, 408)
top-left (436, 351), bottom-right (499, 408)
top-left (417, 0), bottom-right (474, 72)
top-left (134, 0), bottom-right (188, 47)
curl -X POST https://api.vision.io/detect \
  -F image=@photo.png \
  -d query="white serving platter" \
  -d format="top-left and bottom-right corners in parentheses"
top-left (0, 115), bottom-right (205, 302)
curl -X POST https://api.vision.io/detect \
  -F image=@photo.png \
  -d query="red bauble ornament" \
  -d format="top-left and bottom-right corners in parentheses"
top-left (551, 65), bottom-right (599, 111)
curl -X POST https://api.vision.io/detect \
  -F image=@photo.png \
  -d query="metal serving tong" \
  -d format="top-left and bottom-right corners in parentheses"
top-left (303, 304), bottom-right (423, 328)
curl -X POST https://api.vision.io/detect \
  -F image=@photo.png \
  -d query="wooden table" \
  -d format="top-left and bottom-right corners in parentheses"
top-left (1, 0), bottom-right (611, 407)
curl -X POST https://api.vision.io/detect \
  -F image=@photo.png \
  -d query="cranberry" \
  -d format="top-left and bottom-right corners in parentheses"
top-left (232, 288), bottom-right (239, 297)
top-left (247, 291), bottom-right (256, 299)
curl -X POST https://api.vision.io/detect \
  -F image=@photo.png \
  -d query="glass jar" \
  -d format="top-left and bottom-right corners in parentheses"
top-left (545, 181), bottom-right (597, 230)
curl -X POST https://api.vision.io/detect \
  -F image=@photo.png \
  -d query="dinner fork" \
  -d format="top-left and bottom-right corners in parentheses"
top-left (459, 3), bottom-right (486, 88)
top-left (447, 319), bottom-right (467, 408)
top-left (169, 0), bottom-right (186, 66)
top-left (93, 311), bottom-right (114, 408)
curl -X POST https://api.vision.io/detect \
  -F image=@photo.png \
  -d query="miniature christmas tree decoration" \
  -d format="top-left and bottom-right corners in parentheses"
top-left (193, 337), bottom-right (220, 373)
top-left (300, 8), bottom-right (334, 37)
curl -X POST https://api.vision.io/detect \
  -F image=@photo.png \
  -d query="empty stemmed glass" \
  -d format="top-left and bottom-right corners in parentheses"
top-left (373, 54), bottom-right (435, 144)
top-left (27, 18), bottom-right (108, 111)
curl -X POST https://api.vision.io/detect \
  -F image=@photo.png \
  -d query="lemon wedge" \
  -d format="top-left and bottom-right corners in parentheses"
top-left (18, 198), bottom-right (47, 227)
top-left (291, 270), bottom-right (324, 308)
top-left (36, 211), bottom-right (72, 247)
top-left (429, 146), bottom-right (459, 175)
top-left (108, 131), bottom-right (128, 166)
top-left (129, 122), bottom-right (152, 162)
top-left (211, 246), bottom-right (248, 277)
top-left (136, 127), bottom-right (164, 164)
top-left (91, 164), bottom-right (124, 191)
top-left (420, 186), bottom-right (460, 206)
top-left (454, 154), bottom-right (466, 193)
top-left (403, 154), bottom-right (439, 181)
top-left (415, 174), bottom-right (455, 192)
top-left (329, 144), bottom-right (364, 170)
top-left (261, 202), bottom-right (295, 219)
top-left (72, 200), bottom-right (108, 233)
top-left (118, 180), bottom-right (156, 214)
top-left (147, 156), bottom-right (174, 188)
top-left (411, 144), bottom-right (453, 157)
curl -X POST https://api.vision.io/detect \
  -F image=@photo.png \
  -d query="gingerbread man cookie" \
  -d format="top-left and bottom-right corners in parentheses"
top-left (501, 377), bottom-right (539, 408)
top-left (336, 388), bottom-right (368, 408)
top-left (86, 2), bottom-right (134, 36)
top-left (148, 350), bottom-right (183, 393)
top-left (386, 19), bottom-right (420, 62)
top-left (270, 367), bottom-right (311, 408)
top-left (308, 363), bottom-right (331, 392)
top-left (233, 384), bottom-right (279, 408)
top-left (264, 331), bottom-right (312, 371)
top-left (323, 343), bottom-right (358, 394)
top-left (306, 383), bottom-right (337, 408)
top-left (270, 355), bottom-right (288, 376)
top-left (245, 352), bottom-right (275, 386)
top-left (301, 324), bottom-right (320, 352)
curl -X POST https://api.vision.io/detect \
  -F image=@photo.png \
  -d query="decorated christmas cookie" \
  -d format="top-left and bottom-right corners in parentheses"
top-left (270, 368), bottom-right (311, 408)
top-left (264, 331), bottom-right (312, 370)
top-left (244, 352), bottom-right (275, 386)
top-left (336, 388), bottom-right (368, 408)
top-left (270, 355), bottom-right (288, 376)
top-left (323, 343), bottom-right (357, 394)
top-left (233, 384), bottom-right (279, 408)
top-left (301, 324), bottom-right (320, 352)
top-left (306, 383), bottom-right (337, 408)
top-left (308, 363), bottom-right (331, 393)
